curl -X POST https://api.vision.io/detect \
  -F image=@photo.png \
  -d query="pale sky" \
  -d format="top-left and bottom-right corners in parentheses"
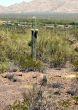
top-left (0, 0), bottom-right (32, 6)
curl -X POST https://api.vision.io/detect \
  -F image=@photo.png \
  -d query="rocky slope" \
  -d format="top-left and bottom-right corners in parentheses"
top-left (0, 0), bottom-right (78, 13)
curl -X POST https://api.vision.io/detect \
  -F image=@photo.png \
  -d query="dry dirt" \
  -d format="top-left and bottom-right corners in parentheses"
top-left (0, 68), bottom-right (78, 110)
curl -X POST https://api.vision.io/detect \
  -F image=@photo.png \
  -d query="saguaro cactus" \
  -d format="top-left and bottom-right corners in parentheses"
top-left (31, 16), bottom-right (38, 61)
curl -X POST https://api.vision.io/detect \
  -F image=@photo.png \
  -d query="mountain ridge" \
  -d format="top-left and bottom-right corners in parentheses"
top-left (0, 0), bottom-right (78, 13)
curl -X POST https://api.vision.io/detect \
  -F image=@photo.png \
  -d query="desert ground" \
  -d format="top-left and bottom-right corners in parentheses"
top-left (0, 68), bottom-right (78, 110)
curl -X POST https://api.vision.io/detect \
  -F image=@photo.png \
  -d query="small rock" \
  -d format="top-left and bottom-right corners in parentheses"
top-left (54, 90), bottom-right (61, 95)
top-left (3, 73), bottom-right (14, 80)
top-left (66, 90), bottom-right (76, 96)
top-left (55, 68), bottom-right (61, 70)
top-left (12, 77), bottom-right (20, 82)
top-left (55, 75), bottom-right (61, 77)
top-left (12, 78), bottom-right (17, 82)
top-left (32, 76), bottom-right (37, 79)
top-left (16, 74), bottom-right (22, 77)
top-left (52, 83), bottom-right (63, 89)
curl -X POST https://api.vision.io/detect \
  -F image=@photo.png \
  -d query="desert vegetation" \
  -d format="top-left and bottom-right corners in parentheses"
top-left (0, 17), bottom-right (78, 110)
top-left (0, 18), bottom-right (78, 72)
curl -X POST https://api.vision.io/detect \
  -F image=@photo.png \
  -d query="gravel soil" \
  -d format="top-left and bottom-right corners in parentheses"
top-left (0, 68), bottom-right (78, 110)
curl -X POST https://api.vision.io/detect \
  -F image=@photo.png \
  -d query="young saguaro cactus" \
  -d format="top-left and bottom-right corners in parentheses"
top-left (31, 16), bottom-right (38, 61)
top-left (31, 29), bottom-right (38, 61)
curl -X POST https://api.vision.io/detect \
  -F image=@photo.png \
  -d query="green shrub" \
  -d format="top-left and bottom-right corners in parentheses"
top-left (0, 62), bottom-right (9, 73)
top-left (59, 100), bottom-right (70, 108)
top-left (71, 53), bottom-right (78, 70)
top-left (19, 56), bottom-right (44, 71)
top-left (0, 23), bottom-right (78, 71)
top-left (37, 33), bottom-right (73, 67)
top-left (72, 96), bottom-right (78, 105)
top-left (8, 100), bottom-right (28, 110)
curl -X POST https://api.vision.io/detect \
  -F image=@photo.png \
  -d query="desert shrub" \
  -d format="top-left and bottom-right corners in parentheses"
top-left (0, 30), bottom-right (45, 72)
top-left (7, 84), bottom-right (45, 110)
top-left (71, 53), bottom-right (78, 71)
top-left (0, 24), bottom-right (78, 71)
top-left (0, 62), bottom-right (9, 73)
top-left (73, 42), bottom-right (78, 52)
top-left (72, 59), bottom-right (78, 69)
top-left (7, 100), bottom-right (29, 110)
top-left (37, 32), bottom-right (73, 67)
top-left (72, 96), bottom-right (78, 105)
top-left (59, 100), bottom-right (70, 108)
top-left (18, 56), bottom-right (44, 72)
top-left (40, 75), bottom-right (47, 86)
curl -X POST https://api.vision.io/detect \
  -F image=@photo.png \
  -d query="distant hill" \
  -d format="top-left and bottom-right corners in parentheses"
top-left (0, 0), bottom-right (78, 13)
